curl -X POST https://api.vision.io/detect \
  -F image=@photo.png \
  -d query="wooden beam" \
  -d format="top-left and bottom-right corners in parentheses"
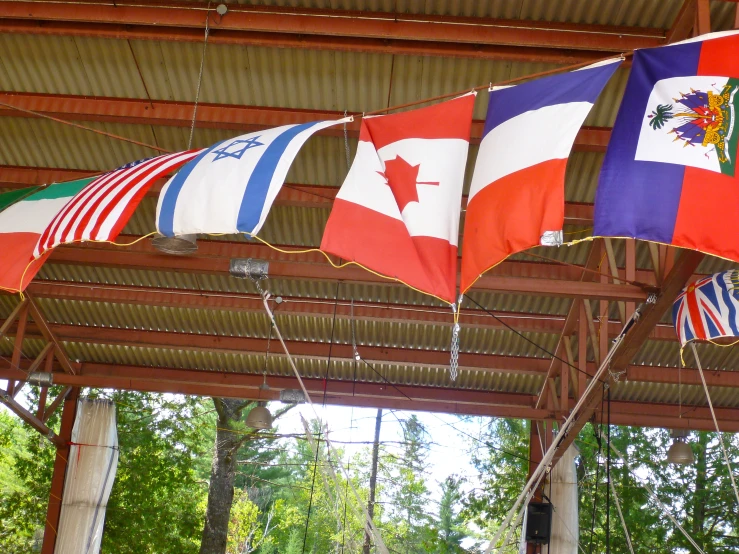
top-left (42, 386), bottom-right (73, 424)
top-left (27, 297), bottom-right (77, 375)
top-left (666, 0), bottom-right (696, 43)
top-left (548, 249), bottom-right (704, 466)
top-left (535, 243), bottom-right (600, 409)
top-left (41, 387), bottom-right (79, 554)
top-left (0, 93), bottom-right (613, 152)
top-left (0, 1), bottom-right (664, 63)
top-left (0, 389), bottom-right (62, 446)
top-left (0, 361), bottom-right (736, 431)
top-left (47, 237), bottom-right (651, 302)
top-left (695, 0), bottom-right (711, 36)
top-left (21, 280), bottom-right (677, 340)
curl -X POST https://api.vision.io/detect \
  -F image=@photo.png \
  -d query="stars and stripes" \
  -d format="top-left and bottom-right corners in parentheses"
top-left (672, 269), bottom-right (739, 346)
top-left (34, 150), bottom-right (200, 259)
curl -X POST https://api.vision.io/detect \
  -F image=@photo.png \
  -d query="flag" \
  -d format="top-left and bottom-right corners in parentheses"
top-left (34, 150), bottom-right (199, 258)
top-left (320, 94), bottom-right (475, 304)
top-left (460, 59), bottom-right (621, 292)
top-left (156, 119), bottom-right (349, 237)
top-left (673, 269), bottom-right (739, 346)
top-left (0, 179), bottom-right (94, 293)
top-left (0, 186), bottom-right (39, 212)
top-left (594, 31), bottom-right (739, 260)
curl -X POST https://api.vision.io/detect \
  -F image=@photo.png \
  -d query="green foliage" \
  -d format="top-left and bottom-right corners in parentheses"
top-left (465, 417), bottom-right (528, 532)
top-left (433, 476), bottom-right (469, 554)
top-left (0, 388), bottom-right (66, 554)
top-left (0, 390), bottom-right (209, 554)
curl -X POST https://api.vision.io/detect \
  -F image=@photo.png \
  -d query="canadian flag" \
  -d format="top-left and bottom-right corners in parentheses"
top-left (320, 94), bottom-right (475, 303)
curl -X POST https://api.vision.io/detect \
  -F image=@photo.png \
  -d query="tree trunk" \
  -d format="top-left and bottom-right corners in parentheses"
top-left (200, 398), bottom-right (248, 554)
top-left (363, 408), bottom-right (382, 554)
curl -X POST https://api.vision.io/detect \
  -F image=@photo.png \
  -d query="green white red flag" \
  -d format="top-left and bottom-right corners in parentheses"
top-left (0, 178), bottom-right (94, 293)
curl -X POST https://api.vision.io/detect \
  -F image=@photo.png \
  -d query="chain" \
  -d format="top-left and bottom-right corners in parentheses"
top-left (449, 294), bottom-right (463, 381)
top-left (450, 323), bottom-right (460, 381)
top-left (188, 4), bottom-right (211, 149)
top-left (350, 297), bottom-right (360, 361)
top-left (343, 110), bottom-right (351, 171)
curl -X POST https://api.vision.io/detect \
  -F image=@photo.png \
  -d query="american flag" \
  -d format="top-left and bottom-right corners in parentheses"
top-left (672, 269), bottom-right (739, 346)
top-left (34, 150), bottom-right (200, 258)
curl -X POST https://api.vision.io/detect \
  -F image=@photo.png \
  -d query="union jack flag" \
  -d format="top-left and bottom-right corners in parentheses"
top-left (672, 269), bottom-right (739, 346)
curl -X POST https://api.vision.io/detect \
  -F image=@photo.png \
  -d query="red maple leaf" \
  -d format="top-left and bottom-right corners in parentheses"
top-left (378, 156), bottom-right (439, 212)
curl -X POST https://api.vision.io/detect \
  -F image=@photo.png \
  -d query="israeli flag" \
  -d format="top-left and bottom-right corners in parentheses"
top-left (156, 118), bottom-right (351, 237)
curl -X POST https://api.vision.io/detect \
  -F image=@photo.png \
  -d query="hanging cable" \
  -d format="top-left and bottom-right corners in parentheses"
top-left (257, 287), bottom-right (390, 554)
top-left (188, 3), bottom-right (211, 149)
top-left (606, 388), bottom-right (611, 554)
top-left (302, 281), bottom-right (341, 552)
top-left (608, 478), bottom-right (635, 554)
top-left (484, 303), bottom-right (645, 554)
top-left (588, 392), bottom-right (605, 554)
top-left (689, 342), bottom-right (739, 509)
top-left (600, 430), bottom-right (706, 554)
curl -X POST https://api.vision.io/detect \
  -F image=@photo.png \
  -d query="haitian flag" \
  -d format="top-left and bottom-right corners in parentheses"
top-left (460, 59), bottom-right (621, 292)
top-left (672, 269), bottom-right (739, 347)
top-left (320, 94), bottom-right (475, 304)
top-left (594, 31), bottom-right (739, 260)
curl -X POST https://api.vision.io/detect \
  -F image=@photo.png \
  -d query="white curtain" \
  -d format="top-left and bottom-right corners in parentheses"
top-left (55, 399), bottom-right (119, 554)
top-left (545, 444), bottom-right (579, 554)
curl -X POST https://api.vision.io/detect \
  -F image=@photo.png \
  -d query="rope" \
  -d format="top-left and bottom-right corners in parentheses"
top-left (689, 342), bottom-right (739, 509)
top-left (189, 5), bottom-right (211, 149)
top-left (0, 100), bottom-right (170, 154)
top-left (258, 289), bottom-right (390, 554)
top-left (603, 433), bottom-right (706, 554)
top-left (608, 477), bottom-right (635, 554)
top-left (484, 305), bottom-right (642, 553)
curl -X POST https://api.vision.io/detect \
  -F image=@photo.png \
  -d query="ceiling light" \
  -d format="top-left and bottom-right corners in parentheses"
top-left (245, 402), bottom-right (272, 429)
top-left (151, 234), bottom-right (198, 255)
top-left (666, 429), bottom-right (695, 465)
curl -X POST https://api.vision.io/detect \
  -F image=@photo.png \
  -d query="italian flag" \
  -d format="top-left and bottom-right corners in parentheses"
top-left (0, 178), bottom-right (94, 293)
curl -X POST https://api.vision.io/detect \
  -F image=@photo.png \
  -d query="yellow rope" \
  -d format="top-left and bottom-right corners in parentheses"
top-left (245, 233), bottom-right (455, 307)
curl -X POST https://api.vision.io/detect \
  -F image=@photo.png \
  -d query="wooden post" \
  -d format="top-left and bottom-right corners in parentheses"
top-left (695, 0), bottom-right (711, 36)
top-left (41, 387), bottom-right (80, 554)
top-left (578, 301), bottom-right (588, 400)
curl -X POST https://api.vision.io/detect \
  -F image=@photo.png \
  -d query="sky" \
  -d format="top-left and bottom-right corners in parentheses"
top-left (278, 402), bottom-right (484, 495)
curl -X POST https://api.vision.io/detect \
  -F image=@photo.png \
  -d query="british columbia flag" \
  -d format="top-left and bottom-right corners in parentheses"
top-left (672, 269), bottom-right (739, 346)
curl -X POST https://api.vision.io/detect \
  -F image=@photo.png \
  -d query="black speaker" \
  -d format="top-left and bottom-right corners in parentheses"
top-left (525, 502), bottom-right (552, 545)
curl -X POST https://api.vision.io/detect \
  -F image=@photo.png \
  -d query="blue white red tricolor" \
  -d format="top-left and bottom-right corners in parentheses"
top-left (156, 119), bottom-right (349, 238)
top-left (595, 30), bottom-right (739, 261)
top-left (321, 94), bottom-right (475, 303)
top-left (673, 269), bottom-right (739, 346)
top-left (460, 58), bottom-right (621, 292)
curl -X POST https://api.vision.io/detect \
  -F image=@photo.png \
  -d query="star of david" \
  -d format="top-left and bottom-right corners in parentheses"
top-left (377, 156), bottom-right (439, 212)
top-left (211, 137), bottom-right (265, 161)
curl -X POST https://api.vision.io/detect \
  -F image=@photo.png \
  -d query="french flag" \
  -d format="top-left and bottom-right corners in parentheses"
top-left (460, 59), bottom-right (621, 292)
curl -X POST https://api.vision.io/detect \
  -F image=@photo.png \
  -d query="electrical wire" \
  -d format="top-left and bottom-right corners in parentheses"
top-left (463, 293), bottom-right (605, 384)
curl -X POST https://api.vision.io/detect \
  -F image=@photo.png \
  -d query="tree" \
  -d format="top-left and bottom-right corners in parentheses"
top-left (464, 417), bottom-right (528, 532)
top-left (0, 389), bottom-right (209, 554)
top-left (434, 476), bottom-right (469, 554)
top-left (199, 399), bottom-right (293, 554)
top-left (383, 414), bottom-right (434, 553)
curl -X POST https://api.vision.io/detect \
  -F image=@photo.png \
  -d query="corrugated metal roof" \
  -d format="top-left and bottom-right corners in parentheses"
top-left (1, 0), bottom-right (738, 420)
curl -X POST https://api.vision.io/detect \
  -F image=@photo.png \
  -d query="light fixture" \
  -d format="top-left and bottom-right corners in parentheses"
top-left (280, 389), bottom-right (306, 404)
top-left (151, 234), bottom-right (198, 255)
top-left (245, 402), bottom-right (273, 429)
top-left (666, 429), bottom-right (695, 465)
top-left (216, 3), bottom-right (228, 16)
top-left (246, 373), bottom-right (273, 429)
top-left (27, 372), bottom-right (53, 386)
